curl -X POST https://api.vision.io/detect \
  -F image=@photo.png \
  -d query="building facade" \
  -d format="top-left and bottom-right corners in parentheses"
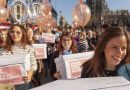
top-left (86, 0), bottom-right (130, 30)
top-left (86, 0), bottom-right (108, 28)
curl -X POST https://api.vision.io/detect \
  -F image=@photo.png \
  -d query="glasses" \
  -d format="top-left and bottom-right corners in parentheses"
top-left (9, 31), bottom-right (22, 35)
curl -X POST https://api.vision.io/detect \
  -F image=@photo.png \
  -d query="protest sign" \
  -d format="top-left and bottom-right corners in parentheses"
top-left (0, 54), bottom-right (30, 71)
top-left (32, 44), bottom-right (47, 59)
top-left (55, 51), bottom-right (94, 79)
top-left (0, 54), bottom-right (30, 85)
top-left (42, 33), bottom-right (56, 43)
top-left (0, 54), bottom-right (25, 66)
top-left (0, 64), bottom-right (26, 85)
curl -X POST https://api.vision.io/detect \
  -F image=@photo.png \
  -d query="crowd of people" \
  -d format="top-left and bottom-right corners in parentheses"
top-left (0, 23), bottom-right (130, 90)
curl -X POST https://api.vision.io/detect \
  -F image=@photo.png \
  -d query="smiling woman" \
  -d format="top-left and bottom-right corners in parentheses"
top-left (81, 26), bottom-right (130, 80)
top-left (0, 29), bottom-right (8, 48)
top-left (1, 24), bottom-right (37, 90)
top-left (50, 32), bottom-right (78, 80)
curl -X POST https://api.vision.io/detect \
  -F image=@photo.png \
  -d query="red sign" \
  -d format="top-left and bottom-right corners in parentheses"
top-left (0, 65), bottom-right (23, 85)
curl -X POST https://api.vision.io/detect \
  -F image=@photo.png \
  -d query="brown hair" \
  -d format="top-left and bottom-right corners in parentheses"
top-left (101, 24), bottom-right (110, 30)
top-left (82, 26), bottom-right (130, 77)
top-left (57, 32), bottom-right (78, 54)
top-left (26, 27), bottom-right (35, 44)
top-left (5, 24), bottom-right (30, 51)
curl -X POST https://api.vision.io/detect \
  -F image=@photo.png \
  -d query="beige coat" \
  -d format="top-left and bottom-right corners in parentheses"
top-left (0, 83), bottom-right (15, 90)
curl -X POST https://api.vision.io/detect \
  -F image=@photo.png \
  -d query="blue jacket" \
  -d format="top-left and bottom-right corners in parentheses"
top-left (117, 64), bottom-right (130, 81)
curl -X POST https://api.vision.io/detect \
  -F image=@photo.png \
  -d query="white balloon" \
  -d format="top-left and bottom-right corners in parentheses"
top-left (8, 0), bottom-right (28, 23)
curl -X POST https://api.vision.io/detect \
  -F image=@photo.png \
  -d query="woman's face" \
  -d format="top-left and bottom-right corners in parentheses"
top-left (27, 28), bottom-right (34, 40)
top-left (62, 36), bottom-right (72, 51)
top-left (104, 36), bottom-right (127, 70)
top-left (9, 26), bottom-right (22, 44)
top-left (0, 30), bottom-right (8, 42)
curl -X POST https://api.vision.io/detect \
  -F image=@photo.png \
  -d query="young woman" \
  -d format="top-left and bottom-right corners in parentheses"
top-left (26, 26), bottom-right (45, 87)
top-left (26, 27), bottom-right (35, 44)
top-left (81, 26), bottom-right (130, 80)
top-left (3, 24), bottom-right (37, 90)
top-left (50, 32), bottom-right (78, 80)
top-left (0, 29), bottom-right (8, 48)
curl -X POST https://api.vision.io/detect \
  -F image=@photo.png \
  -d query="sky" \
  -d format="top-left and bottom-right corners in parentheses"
top-left (51, 0), bottom-right (130, 25)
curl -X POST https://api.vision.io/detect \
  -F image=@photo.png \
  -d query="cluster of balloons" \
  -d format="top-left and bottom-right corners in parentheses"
top-left (35, 0), bottom-right (56, 27)
top-left (7, 0), bottom-right (56, 28)
top-left (72, 0), bottom-right (91, 27)
top-left (0, 0), bottom-right (8, 22)
top-left (1, 0), bottom-right (90, 28)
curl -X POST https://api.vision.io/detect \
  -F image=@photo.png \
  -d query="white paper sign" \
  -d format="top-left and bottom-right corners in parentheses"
top-left (55, 51), bottom-right (94, 79)
top-left (42, 33), bottom-right (56, 43)
top-left (32, 44), bottom-right (47, 59)
top-left (0, 54), bottom-right (29, 66)
top-left (30, 77), bottom-right (130, 90)
top-left (0, 54), bottom-right (30, 75)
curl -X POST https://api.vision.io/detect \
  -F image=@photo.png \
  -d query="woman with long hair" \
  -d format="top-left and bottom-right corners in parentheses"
top-left (50, 32), bottom-right (78, 80)
top-left (81, 26), bottom-right (130, 80)
top-left (26, 26), bottom-right (45, 87)
top-left (3, 24), bottom-right (37, 90)
top-left (26, 27), bottom-right (36, 44)
top-left (0, 29), bottom-right (8, 48)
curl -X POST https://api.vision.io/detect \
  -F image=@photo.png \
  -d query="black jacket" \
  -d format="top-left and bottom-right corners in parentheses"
top-left (49, 51), bottom-right (60, 80)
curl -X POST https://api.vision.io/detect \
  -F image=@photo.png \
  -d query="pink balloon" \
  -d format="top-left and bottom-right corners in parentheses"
top-left (46, 18), bottom-right (56, 28)
top-left (0, 0), bottom-right (6, 7)
top-left (43, 11), bottom-right (52, 19)
top-left (47, 11), bottom-right (52, 19)
top-left (40, 1), bottom-right (52, 16)
top-left (72, 3), bottom-right (91, 27)
top-left (35, 14), bottom-right (46, 26)
top-left (0, 6), bottom-right (8, 22)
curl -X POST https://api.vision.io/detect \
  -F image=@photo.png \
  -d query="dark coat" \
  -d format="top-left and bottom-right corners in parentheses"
top-left (49, 51), bottom-right (60, 80)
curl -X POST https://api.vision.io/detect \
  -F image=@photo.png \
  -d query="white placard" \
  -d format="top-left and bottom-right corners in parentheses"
top-left (0, 53), bottom-right (30, 73)
top-left (42, 33), bottom-right (56, 43)
top-left (32, 44), bottom-right (47, 59)
top-left (55, 51), bottom-right (94, 79)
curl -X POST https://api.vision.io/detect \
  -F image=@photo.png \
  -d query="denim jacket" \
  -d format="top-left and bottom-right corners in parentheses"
top-left (117, 64), bottom-right (130, 81)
